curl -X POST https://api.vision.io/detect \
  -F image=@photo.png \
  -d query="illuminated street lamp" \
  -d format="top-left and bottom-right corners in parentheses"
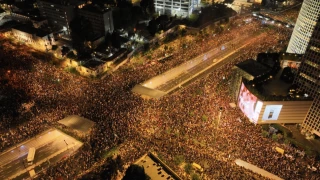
top-left (64, 139), bottom-right (69, 149)
top-left (213, 107), bottom-right (223, 145)
top-left (217, 107), bottom-right (223, 129)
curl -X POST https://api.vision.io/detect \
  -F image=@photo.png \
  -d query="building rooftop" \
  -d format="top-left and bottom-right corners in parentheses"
top-left (58, 115), bottom-right (95, 134)
top-left (82, 59), bottom-right (105, 69)
top-left (236, 59), bottom-right (312, 101)
top-left (135, 153), bottom-right (181, 180)
top-left (235, 59), bottom-right (271, 78)
top-left (261, 69), bottom-right (292, 96)
top-left (279, 52), bottom-right (302, 61)
top-left (257, 53), bottom-right (279, 68)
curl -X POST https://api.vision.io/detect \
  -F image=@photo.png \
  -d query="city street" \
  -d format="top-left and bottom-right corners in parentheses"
top-left (0, 129), bottom-right (83, 180)
top-left (2, 5), bottom-right (319, 179)
top-left (157, 33), bottom-right (265, 93)
top-left (139, 31), bottom-right (268, 98)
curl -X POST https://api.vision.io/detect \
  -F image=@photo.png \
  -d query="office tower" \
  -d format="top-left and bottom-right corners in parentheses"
top-left (77, 4), bottom-right (114, 36)
top-left (294, 15), bottom-right (320, 137)
top-left (154, 0), bottom-right (199, 18)
top-left (37, 0), bottom-right (78, 35)
top-left (286, 0), bottom-right (320, 54)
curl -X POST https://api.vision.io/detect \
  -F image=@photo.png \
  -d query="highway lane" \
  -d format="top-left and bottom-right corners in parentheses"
top-left (156, 32), bottom-right (267, 93)
top-left (0, 129), bottom-right (82, 180)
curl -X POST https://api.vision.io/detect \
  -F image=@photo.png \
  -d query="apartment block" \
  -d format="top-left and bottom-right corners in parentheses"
top-left (37, 0), bottom-right (78, 34)
top-left (77, 4), bottom-right (113, 36)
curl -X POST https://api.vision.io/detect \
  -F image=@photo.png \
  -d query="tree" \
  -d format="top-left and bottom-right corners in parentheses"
top-left (223, 0), bottom-right (234, 4)
top-left (148, 18), bottom-right (158, 36)
top-left (140, 0), bottom-right (155, 16)
top-left (61, 46), bottom-right (70, 57)
top-left (116, 0), bottom-right (133, 7)
top-left (174, 155), bottom-right (185, 165)
top-left (192, 173), bottom-right (201, 180)
top-left (261, 130), bottom-right (269, 138)
top-left (272, 133), bottom-right (278, 142)
top-left (184, 163), bottom-right (193, 174)
top-left (122, 164), bottom-right (150, 180)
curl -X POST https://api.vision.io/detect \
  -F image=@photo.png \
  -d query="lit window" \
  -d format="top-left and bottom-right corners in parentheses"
top-left (300, 73), bottom-right (316, 83)
top-left (310, 46), bottom-right (320, 53)
top-left (305, 60), bottom-right (319, 68)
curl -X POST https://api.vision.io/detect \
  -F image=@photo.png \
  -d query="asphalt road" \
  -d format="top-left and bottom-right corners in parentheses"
top-left (0, 129), bottom-right (82, 180)
top-left (156, 32), bottom-right (266, 93)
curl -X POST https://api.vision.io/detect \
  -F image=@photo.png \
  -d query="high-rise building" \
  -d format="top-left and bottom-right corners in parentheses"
top-left (294, 15), bottom-right (320, 137)
top-left (77, 4), bottom-right (114, 36)
top-left (286, 0), bottom-right (320, 54)
top-left (154, 0), bottom-right (199, 18)
top-left (37, 0), bottom-right (79, 35)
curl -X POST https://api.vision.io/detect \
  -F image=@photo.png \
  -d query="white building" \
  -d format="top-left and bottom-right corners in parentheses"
top-left (286, 0), bottom-right (320, 54)
top-left (155, 0), bottom-right (200, 18)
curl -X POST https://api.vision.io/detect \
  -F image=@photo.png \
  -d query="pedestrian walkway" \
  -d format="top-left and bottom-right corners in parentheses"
top-left (235, 159), bottom-right (284, 180)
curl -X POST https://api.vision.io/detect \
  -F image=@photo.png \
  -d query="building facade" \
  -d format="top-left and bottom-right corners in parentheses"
top-left (294, 16), bottom-right (320, 137)
top-left (286, 0), bottom-right (320, 54)
top-left (77, 4), bottom-right (114, 36)
top-left (11, 25), bottom-right (55, 50)
top-left (154, 0), bottom-right (199, 18)
top-left (37, 0), bottom-right (77, 35)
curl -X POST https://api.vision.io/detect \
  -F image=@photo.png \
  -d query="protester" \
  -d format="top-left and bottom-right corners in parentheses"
top-left (0, 11), bottom-right (318, 179)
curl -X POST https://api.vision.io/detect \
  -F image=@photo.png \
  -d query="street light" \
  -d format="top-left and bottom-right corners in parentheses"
top-left (213, 107), bottom-right (223, 145)
top-left (64, 139), bottom-right (69, 149)
top-left (217, 107), bottom-right (223, 129)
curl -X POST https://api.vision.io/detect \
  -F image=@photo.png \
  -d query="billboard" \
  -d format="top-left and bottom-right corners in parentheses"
top-left (281, 60), bottom-right (301, 69)
top-left (238, 83), bottom-right (262, 123)
top-left (262, 105), bottom-right (283, 120)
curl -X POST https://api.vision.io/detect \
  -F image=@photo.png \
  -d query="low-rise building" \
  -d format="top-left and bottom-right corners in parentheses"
top-left (11, 24), bottom-right (55, 49)
top-left (232, 56), bottom-right (313, 124)
top-left (64, 48), bottom-right (129, 77)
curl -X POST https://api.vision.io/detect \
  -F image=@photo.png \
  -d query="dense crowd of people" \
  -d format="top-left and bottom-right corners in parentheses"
top-left (0, 11), bottom-right (319, 180)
